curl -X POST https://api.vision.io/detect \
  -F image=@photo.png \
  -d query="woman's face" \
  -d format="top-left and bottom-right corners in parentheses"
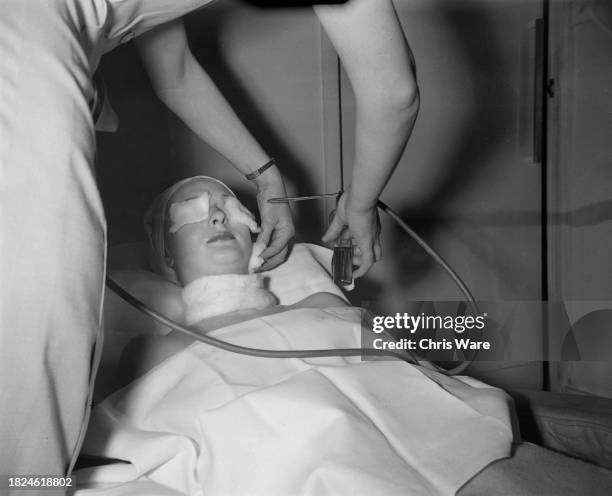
top-left (165, 179), bottom-right (253, 285)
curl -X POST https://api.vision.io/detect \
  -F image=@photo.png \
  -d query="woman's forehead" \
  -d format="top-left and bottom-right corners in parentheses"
top-left (171, 179), bottom-right (231, 203)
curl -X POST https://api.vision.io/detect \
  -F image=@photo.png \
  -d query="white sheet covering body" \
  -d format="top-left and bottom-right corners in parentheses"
top-left (76, 307), bottom-right (513, 496)
top-left (0, 0), bottom-right (213, 480)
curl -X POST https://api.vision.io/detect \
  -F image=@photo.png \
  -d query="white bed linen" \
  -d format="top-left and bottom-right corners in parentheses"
top-left (76, 307), bottom-right (513, 496)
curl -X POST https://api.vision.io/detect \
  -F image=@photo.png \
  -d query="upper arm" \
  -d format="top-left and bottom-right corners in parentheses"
top-left (313, 0), bottom-right (417, 104)
top-left (135, 19), bottom-right (193, 91)
top-left (105, 269), bottom-right (185, 334)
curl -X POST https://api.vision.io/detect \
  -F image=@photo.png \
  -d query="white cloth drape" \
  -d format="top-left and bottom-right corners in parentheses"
top-left (77, 307), bottom-right (514, 496)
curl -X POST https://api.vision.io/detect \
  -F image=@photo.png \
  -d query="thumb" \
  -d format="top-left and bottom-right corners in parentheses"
top-left (322, 213), bottom-right (345, 244)
top-left (256, 221), bottom-right (273, 247)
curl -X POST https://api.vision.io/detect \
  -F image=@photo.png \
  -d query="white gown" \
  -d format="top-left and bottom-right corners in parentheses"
top-left (0, 0), bottom-right (212, 483)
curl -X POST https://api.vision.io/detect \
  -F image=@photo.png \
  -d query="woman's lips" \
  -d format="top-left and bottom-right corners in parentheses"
top-left (207, 232), bottom-right (236, 244)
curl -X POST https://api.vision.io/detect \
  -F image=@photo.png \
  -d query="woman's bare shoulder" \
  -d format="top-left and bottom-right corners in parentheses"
top-left (291, 292), bottom-right (349, 309)
top-left (107, 269), bottom-right (184, 321)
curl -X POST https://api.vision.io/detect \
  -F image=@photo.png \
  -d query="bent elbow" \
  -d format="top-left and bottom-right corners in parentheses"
top-left (391, 79), bottom-right (420, 117)
top-left (358, 73), bottom-right (419, 120)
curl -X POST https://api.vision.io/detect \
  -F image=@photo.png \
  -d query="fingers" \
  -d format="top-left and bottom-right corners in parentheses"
top-left (255, 197), bottom-right (294, 270)
top-left (350, 233), bottom-right (381, 279)
top-left (259, 245), bottom-right (288, 272)
top-left (259, 225), bottom-right (293, 260)
top-left (321, 212), bottom-right (346, 244)
top-left (374, 240), bottom-right (382, 262)
top-left (353, 245), bottom-right (375, 279)
top-left (256, 216), bottom-right (294, 270)
top-left (256, 221), bottom-right (273, 249)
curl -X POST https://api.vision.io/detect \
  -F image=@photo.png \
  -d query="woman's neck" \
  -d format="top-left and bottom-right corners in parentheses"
top-left (181, 273), bottom-right (278, 325)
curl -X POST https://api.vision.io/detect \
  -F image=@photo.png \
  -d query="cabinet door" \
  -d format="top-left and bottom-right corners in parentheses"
top-left (340, 0), bottom-right (545, 390)
top-left (547, 0), bottom-right (612, 397)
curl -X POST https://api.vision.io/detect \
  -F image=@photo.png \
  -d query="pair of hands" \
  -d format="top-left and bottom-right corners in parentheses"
top-left (322, 190), bottom-right (382, 279)
top-left (255, 178), bottom-right (381, 278)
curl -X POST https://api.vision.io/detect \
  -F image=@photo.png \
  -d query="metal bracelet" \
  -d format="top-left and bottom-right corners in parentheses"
top-left (245, 158), bottom-right (276, 180)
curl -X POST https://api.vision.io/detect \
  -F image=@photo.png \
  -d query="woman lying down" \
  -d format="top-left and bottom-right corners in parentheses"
top-left (77, 177), bottom-right (612, 496)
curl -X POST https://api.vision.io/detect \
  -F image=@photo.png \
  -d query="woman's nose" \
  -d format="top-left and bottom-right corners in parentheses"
top-left (209, 205), bottom-right (227, 226)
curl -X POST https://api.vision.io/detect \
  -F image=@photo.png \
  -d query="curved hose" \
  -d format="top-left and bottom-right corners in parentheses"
top-left (376, 200), bottom-right (480, 375)
top-left (106, 200), bottom-right (480, 375)
top-left (105, 276), bottom-right (422, 364)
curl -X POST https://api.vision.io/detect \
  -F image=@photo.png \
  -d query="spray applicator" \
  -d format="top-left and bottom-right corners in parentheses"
top-left (331, 238), bottom-right (354, 289)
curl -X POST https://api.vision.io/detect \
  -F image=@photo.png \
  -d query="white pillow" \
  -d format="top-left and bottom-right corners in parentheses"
top-left (107, 242), bottom-right (347, 305)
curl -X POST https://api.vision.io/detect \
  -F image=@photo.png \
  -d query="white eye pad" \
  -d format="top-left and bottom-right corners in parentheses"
top-left (168, 192), bottom-right (211, 233)
top-left (223, 197), bottom-right (261, 234)
top-left (168, 193), bottom-right (262, 234)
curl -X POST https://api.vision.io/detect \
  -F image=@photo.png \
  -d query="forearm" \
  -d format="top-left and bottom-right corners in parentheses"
top-left (348, 89), bottom-right (419, 211)
top-left (314, 0), bottom-right (419, 212)
top-left (137, 21), bottom-right (293, 266)
top-left (155, 55), bottom-right (271, 178)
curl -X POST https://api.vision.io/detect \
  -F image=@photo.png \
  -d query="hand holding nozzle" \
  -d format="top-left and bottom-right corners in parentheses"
top-left (322, 189), bottom-right (381, 280)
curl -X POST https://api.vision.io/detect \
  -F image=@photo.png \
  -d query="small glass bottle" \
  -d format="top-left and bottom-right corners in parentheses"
top-left (332, 238), bottom-right (354, 287)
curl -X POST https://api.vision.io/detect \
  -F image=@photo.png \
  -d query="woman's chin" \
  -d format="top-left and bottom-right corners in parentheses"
top-left (214, 251), bottom-right (248, 267)
top-left (210, 264), bottom-right (248, 276)
top-left (181, 263), bottom-right (248, 284)
top-left (199, 255), bottom-right (248, 277)
top-left (176, 247), bottom-right (251, 283)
